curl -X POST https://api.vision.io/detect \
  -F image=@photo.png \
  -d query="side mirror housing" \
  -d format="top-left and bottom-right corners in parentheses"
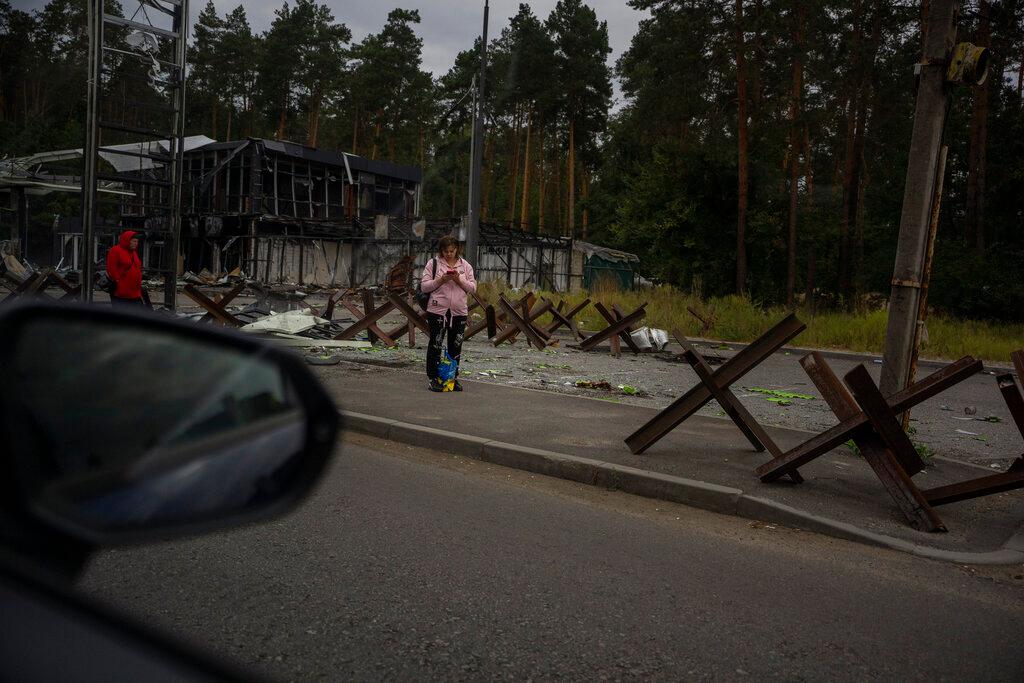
top-left (0, 302), bottom-right (341, 546)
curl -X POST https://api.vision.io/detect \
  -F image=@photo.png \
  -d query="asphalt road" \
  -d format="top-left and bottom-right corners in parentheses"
top-left (80, 433), bottom-right (1024, 681)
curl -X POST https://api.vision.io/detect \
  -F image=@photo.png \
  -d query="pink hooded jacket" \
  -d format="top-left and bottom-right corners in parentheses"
top-left (421, 257), bottom-right (477, 316)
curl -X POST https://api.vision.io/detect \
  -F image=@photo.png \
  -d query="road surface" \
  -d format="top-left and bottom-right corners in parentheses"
top-left (81, 433), bottom-right (1024, 681)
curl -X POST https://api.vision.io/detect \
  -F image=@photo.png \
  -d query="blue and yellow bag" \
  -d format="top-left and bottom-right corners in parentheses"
top-left (437, 350), bottom-right (459, 392)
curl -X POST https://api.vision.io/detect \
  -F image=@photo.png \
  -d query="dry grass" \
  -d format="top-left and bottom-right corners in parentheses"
top-left (475, 281), bottom-right (1023, 364)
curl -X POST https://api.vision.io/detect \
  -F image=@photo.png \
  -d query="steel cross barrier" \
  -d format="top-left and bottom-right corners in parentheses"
top-left (385, 292), bottom-right (431, 348)
top-left (333, 291), bottom-right (397, 342)
top-left (672, 331), bottom-right (804, 484)
top-left (465, 292), bottom-right (532, 341)
top-left (591, 302), bottom-right (642, 353)
top-left (1, 268), bottom-right (81, 304)
top-left (493, 298), bottom-right (554, 347)
top-left (182, 285), bottom-right (244, 327)
top-left (198, 281), bottom-right (246, 324)
top-left (755, 354), bottom-right (983, 484)
top-left (336, 290), bottom-right (397, 346)
top-left (914, 351), bottom-right (1024, 508)
top-left (625, 313), bottom-right (806, 454)
top-left (577, 303), bottom-right (648, 353)
top-left (496, 294), bottom-right (549, 350)
top-left (544, 298), bottom-right (590, 341)
top-left (799, 352), bottom-right (943, 532)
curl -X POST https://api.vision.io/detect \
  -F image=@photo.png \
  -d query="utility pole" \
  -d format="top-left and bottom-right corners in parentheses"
top-left (879, 0), bottom-right (959, 397)
top-left (81, 0), bottom-right (103, 302)
top-left (465, 0), bottom-right (489, 267)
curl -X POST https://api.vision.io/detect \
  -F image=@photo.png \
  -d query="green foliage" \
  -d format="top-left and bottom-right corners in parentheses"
top-left (3, 0), bottom-right (1023, 325)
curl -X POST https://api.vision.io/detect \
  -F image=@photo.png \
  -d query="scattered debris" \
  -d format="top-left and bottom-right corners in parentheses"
top-left (629, 327), bottom-right (669, 352)
top-left (955, 429), bottom-right (979, 436)
top-left (575, 380), bottom-right (614, 391)
top-left (240, 309), bottom-right (327, 335)
top-left (271, 338), bottom-right (371, 349)
top-left (745, 387), bottom-right (816, 401)
top-left (964, 405), bottom-right (978, 416)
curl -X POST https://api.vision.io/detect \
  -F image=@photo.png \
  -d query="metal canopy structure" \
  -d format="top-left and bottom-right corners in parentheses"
top-left (82, 0), bottom-right (189, 307)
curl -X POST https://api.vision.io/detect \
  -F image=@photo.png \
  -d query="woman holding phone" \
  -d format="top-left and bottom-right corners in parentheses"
top-left (420, 235), bottom-right (477, 392)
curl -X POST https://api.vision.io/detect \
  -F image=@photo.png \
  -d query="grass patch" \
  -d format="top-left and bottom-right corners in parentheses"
top-left (475, 281), bottom-right (1022, 363)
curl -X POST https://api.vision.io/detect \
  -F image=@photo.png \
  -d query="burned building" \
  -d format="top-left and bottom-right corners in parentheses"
top-left (8, 136), bottom-right (634, 295)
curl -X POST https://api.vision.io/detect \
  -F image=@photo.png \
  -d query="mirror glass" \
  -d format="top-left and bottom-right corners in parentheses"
top-left (5, 314), bottom-right (308, 536)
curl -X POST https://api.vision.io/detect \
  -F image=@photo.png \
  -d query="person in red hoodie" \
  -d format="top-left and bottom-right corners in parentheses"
top-left (106, 230), bottom-right (145, 306)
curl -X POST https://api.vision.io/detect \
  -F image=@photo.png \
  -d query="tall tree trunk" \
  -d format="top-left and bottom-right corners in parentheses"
top-left (839, 0), bottom-right (864, 302)
top-left (351, 111), bottom-right (359, 155)
top-left (966, 0), bottom-right (991, 252)
top-left (567, 120), bottom-right (576, 238)
top-left (803, 125), bottom-right (816, 307)
top-left (508, 109), bottom-right (523, 225)
top-left (520, 109), bottom-right (533, 230)
top-left (276, 90), bottom-right (287, 140)
top-left (786, 8), bottom-right (805, 308)
top-left (451, 169), bottom-right (458, 217)
top-left (418, 127), bottom-right (425, 168)
top-left (554, 156), bottom-right (562, 236)
top-left (750, 0), bottom-right (765, 131)
top-left (226, 105), bottom-right (233, 142)
top-left (307, 89), bottom-right (322, 147)
top-left (212, 97), bottom-right (219, 140)
top-left (371, 115), bottom-right (382, 160)
top-left (482, 133), bottom-right (494, 221)
top-left (734, 0), bottom-right (749, 295)
top-left (537, 122), bottom-right (546, 234)
top-left (581, 170), bottom-right (590, 240)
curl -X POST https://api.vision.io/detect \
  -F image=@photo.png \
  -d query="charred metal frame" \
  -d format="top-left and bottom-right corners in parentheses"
top-left (82, 0), bottom-right (189, 308)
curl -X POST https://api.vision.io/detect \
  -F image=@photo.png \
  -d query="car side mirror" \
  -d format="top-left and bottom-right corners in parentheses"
top-left (0, 302), bottom-right (341, 545)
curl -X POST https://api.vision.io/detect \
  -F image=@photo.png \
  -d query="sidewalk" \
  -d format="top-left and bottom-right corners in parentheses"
top-left (311, 360), bottom-right (1024, 564)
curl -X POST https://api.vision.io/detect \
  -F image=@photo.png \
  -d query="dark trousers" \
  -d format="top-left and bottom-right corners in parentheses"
top-left (426, 312), bottom-right (467, 381)
top-left (110, 295), bottom-right (144, 307)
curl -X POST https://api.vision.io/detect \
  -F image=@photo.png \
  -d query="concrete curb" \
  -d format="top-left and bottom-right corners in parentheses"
top-left (340, 410), bottom-right (1024, 565)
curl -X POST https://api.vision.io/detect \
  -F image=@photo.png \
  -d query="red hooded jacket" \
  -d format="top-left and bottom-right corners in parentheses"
top-left (106, 230), bottom-right (143, 300)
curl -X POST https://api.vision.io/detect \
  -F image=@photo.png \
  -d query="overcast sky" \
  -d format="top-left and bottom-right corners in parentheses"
top-left (206, 1), bottom-right (649, 90)
top-left (17, 1), bottom-right (650, 103)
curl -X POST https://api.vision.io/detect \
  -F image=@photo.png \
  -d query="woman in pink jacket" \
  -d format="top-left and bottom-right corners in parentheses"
top-left (420, 235), bottom-right (477, 392)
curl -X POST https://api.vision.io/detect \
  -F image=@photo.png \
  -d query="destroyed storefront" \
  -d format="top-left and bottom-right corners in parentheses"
top-left (6, 136), bottom-right (631, 295)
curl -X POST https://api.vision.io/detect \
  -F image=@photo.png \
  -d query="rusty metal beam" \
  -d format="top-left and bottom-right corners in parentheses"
top-left (757, 356), bottom-right (982, 482)
top-left (545, 298), bottom-right (589, 340)
top-left (494, 299), bottom-right (552, 345)
top-left (627, 313), bottom-right (805, 454)
top-left (802, 352), bottom-right (924, 477)
top-left (580, 305), bottom-right (647, 353)
top-left (386, 293), bottom-right (431, 334)
top-left (465, 291), bottom-right (529, 340)
top-left (921, 459), bottom-right (1024, 506)
top-left (843, 364), bottom-right (946, 532)
top-left (340, 296), bottom-right (395, 347)
top-left (333, 298), bottom-right (396, 340)
top-left (593, 302), bottom-right (641, 353)
top-left (199, 281), bottom-right (246, 324)
top-left (497, 295), bottom-right (548, 350)
top-left (1000, 372), bottom-right (1024, 438)
top-left (182, 285), bottom-right (243, 327)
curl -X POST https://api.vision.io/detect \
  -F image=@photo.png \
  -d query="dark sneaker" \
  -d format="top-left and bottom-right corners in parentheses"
top-left (428, 378), bottom-right (444, 392)
top-left (453, 380), bottom-right (463, 392)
